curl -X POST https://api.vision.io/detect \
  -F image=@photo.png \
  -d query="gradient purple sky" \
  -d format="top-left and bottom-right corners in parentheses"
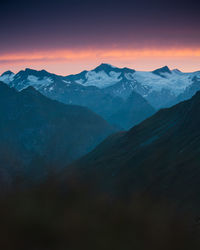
top-left (0, 0), bottom-right (200, 74)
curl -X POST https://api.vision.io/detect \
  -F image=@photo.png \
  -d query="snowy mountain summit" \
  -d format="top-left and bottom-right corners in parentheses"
top-left (65, 63), bottom-right (136, 89)
top-left (1, 63), bottom-right (200, 108)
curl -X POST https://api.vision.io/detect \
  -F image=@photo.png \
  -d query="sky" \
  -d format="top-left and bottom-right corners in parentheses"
top-left (0, 0), bottom-right (200, 75)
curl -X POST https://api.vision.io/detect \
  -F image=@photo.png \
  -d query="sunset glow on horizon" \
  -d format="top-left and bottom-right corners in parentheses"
top-left (1, 47), bottom-right (200, 75)
top-left (1, 0), bottom-right (200, 75)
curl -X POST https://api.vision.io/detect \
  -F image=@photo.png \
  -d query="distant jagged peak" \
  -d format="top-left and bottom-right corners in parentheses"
top-left (93, 63), bottom-right (117, 71)
top-left (93, 63), bottom-right (135, 74)
top-left (0, 71), bottom-right (15, 84)
top-left (152, 66), bottom-right (171, 77)
top-left (12, 68), bottom-right (55, 85)
top-left (23, 68), bottom-right (51, 75)
top-left (14, 68), bottom-right (52, 78)
top-left (121, 67), bottom-right (136, 74)
top-left (172, 68), bottom-right (182, 74)
top-left (17, 68), bottom-right (38, 75)
top-left (1, 70), bottom-right (15, 77)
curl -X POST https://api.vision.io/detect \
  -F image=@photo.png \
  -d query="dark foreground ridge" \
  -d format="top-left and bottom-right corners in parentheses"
top-left (70, 91), bottom-right (200, 216)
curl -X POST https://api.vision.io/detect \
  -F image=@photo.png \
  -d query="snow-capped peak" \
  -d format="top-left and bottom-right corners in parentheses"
top-left (70, 64), bottom-right (136, 88)
top-left (152, 66), bottom-right (171, 77)
top-left (0, 68), bottom-right (55, 91)
top-left (1, 70), bottom-right (14, 77)
top-left (93, 63), bottom-right (117, 72)
top-left (1, 64), bottom-right (200, 109)
top-left (63, 64), bottom-right (200, 95)
top-left (0, 70), bottom-right (15, 84)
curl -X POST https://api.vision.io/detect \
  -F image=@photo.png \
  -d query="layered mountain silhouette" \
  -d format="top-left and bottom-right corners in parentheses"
top-left (1, 64), bottom-right (199, 110)
top-left (0, 66), bottom-right (156, 129)
top-left (1, 64), bottom-right (200, 201)
top-left (0, 82), bottom-right (115, 184)
top-left (1, 64), bottom-right (200, 233)
top-left (71, 91), bottom-right (200, 214)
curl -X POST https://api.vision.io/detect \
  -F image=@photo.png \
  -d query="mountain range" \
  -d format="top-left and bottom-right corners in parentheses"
top-left (1, 64), bottom-right (200, 109)
top-left (0, 65), bottom-right (157, 129)
top-left (1, 63), bottom-right (200, 210)
top-left (1, 64), bottom-right (200, 129)
top-left (0, 82), bottom-right (115, 185)
top-left (1, 63), bottom-right (200, 221)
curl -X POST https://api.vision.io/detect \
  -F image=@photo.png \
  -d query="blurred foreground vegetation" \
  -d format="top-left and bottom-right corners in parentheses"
top-left (0, 176), bottom-right (199, 250)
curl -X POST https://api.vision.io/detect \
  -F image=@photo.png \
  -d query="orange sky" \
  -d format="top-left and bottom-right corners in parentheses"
top-left (0, 48), bottom-right (200, 75)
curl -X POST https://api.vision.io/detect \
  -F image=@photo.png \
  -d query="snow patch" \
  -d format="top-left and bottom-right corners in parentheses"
top-left (75, 79), bottom-right (85, 84)
top-left (0, 73), bottom-right (15, 84)
top-left (134, 71), bottom-right (194, 96)
top-left (80, 70), bottom-right (122, 88)
top-left (125, 73), bottom-right (135, 80)
top-left (49, 86), bottom-right (54, 91)
top-left (27, 75), bottom-right (53, 89)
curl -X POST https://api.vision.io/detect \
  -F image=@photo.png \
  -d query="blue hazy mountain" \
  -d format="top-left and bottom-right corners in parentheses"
top-left (0, 65), bottom-right (155, 129)
top-left (0, 82), bottom-right (115, 184)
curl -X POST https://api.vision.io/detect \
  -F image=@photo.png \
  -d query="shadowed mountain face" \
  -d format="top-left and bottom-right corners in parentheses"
top-left (152, 66), bottom-right (172, 77)
top-left (71, 91), bottom-right (200, 214)
top-left (170, 76), bottom-right (200, 107)
top-left (0, 82), bottom-right (115, 184)
top-left (108, 91), bottom-right (155, 129)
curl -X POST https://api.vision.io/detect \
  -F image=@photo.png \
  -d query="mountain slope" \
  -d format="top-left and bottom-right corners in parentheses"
top-left (0, 82), bottom-right (115, 183)
top-left (64, 64), bottom-right (200, 108)
top-left (170, 76), bottom-right (200, 106)
top-left (108, 91), bottom-right (155, 129)
top-left (71, 91), bottom-right (200, 214)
